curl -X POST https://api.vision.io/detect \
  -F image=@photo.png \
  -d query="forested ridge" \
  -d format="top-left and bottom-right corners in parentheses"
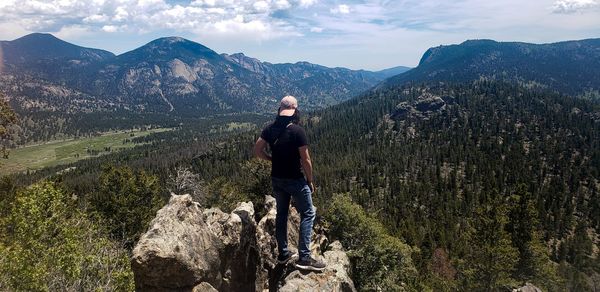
top-left (308, 81), bottom-right (600, 290)
top-left (381, 38), bottom-right (600, 97)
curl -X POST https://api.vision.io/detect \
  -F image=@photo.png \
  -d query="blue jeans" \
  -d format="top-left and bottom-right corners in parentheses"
top-left (272, 176), bottom-right (315, 260)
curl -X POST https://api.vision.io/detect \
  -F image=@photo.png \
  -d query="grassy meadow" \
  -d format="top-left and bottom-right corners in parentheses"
top-left (1, 128), bottom-right (172, 174)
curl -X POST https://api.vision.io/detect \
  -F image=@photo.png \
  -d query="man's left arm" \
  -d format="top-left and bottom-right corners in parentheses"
top-left (253, 138), bottom-right (272, 161)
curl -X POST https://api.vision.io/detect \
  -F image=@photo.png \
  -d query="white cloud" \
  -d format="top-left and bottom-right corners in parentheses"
top-left (101, 25), bottom-right (119, 32)
top-left (83, 14), bottom-right (110, 23)
top-left (55, 24), bottom-right (91, 39)
top-left (0, 0), bottom-right (307, 41)
top-left (298, 0), bottom-right (317, 8)
top-left (0, 21), bottom-right (30, 40)
top-left (330, 4), bottom-right (350, 14)
top-left (112, 6), bottom-right (129, 22)
top-left (214, 15), bottom-right (265, 33)
top-left (253, 1), bottom-right (270, 12)
top-left (1, 0), bottom-right (600, 70)
top-left (0, 0), bottom-right (15, 9)
top-left (191, 0), bottom-right (216, 6)
top-left (552, 0), bottom-right (599, 13)
top-left (275, 0), bottom-right (292, 10)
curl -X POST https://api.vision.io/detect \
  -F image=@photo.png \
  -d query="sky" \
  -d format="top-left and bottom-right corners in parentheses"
top-left (0, 0), bottom-right (599, 70)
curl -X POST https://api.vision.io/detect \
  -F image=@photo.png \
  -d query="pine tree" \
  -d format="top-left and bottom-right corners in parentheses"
top-left (507, 184), bottom-right (562, 290)
top-left (461, 197), bottom-right (518, 291)
top-left (89, 165), bottom-right (165, 248)
top-left (0, 96), bottom-right (17, 161)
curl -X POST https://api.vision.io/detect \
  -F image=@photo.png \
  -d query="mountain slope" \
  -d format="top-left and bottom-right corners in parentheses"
top-left (381, 38), bottom-right (600, 95)
top-left (81, 37), bottom-right (267, 113)
top-left (222, 52), bottom-right (390, 107)
top-left (375, 65), bottom-right (411, 78)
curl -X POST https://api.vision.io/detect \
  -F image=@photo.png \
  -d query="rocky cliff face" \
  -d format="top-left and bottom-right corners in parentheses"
top-left (132, 194), bottom-right (355, 292)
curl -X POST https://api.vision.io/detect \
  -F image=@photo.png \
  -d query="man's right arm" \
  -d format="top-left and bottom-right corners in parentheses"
top-left (299, 145), bottom-right (315, 193)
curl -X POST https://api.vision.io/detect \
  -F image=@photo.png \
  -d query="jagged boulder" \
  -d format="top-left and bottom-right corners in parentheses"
top-left (132, 194), bottom-right (355, 292)
top-left (203, 202), bottom-right (258, 291)
top-left (131, 194), bottom-right (257, 291)
top-left (131, 194), bottom-right (223, 291)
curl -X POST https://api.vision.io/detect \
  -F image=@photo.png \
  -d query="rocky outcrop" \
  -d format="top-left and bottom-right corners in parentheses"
top-left (131, 194), bottom-right (223, 291)
top-left (391, 92), bottom-right (456, 120)
top-left (203, 202), bottom-right (258, 291)
top-left (131, 194), bottom-right (355, 292)
top-left (512, 283), bottom-right (542, 292)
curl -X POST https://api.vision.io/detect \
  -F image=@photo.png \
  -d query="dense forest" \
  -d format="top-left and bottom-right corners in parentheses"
top-left (308, 81), bottom-right (600, 290)
top-left (2, 81), bottom-right (600, 291)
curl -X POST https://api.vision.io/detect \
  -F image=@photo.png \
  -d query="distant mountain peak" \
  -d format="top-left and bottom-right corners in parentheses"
top-left (1, 32), bottom-right (114, 64)
top-left (14, 32), bottom-right (59, 41)
top-left (10, 32), bottom-right (76, 48)
top-left (460, 39), bottom-right (498, 45)
top-left (162, 36), bottom-right (186, 42)
top-left (226, 52), bottom-right (260, 62)
top-left (149, 36), bottom-right (191, 45)
top-left (118, 36), bottom-right (220, 62)
top-left (1, 32), bottom-right (403, 116)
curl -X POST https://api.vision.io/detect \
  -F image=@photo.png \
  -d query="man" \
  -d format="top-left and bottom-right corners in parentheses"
top-left (253, 95), bottom-right (326, 272)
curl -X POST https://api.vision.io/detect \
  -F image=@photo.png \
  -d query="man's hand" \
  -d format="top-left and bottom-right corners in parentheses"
top-left (308, 181), bottom-right (316, 194)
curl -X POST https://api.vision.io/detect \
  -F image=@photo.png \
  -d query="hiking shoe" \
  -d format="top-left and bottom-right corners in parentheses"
top-left (277, 252), bottom-right (298, 265)
top-left (295, 257), bottom-right (326, 272)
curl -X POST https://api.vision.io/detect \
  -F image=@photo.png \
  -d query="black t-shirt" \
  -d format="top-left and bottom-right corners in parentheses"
top-left (260, 116), bottom-right (308, 179)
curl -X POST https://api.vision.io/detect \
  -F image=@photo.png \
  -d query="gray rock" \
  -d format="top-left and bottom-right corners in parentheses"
top-left (214, 202), bottom-right (258, 292)
top-left (392, 93), bottom-right (452, 120)
top-left (131, 194), bottom-right (223, 291)
top-left (131, 195), bottom-right (257, 291)
top-left (279, 241), bottom-right (356, 292)
top-left (192, 282), bottom-right (218, 292)
top-left (512, 283), bottom-right (542, 292)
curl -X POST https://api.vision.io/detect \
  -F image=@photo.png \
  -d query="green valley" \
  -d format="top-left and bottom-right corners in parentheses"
top-left (1, 127), bottom-right (172, 174)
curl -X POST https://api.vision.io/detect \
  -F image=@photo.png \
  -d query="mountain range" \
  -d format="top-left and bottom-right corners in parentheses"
top-left (0, 33), bottom-right (403, 116)
top-left (3, 33), bottom-right (599, 119)
top-left (3, 33), bottom-right (600, 146)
